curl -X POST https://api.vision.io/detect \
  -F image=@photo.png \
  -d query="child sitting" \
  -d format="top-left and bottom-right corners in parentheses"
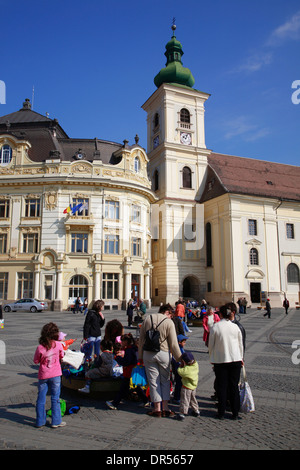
top-left (106, 333), bottom-right (138, 410)
top-left (175, 351), bottom-right (200, 420)
top-left (78, 339), bottom-right (114, 393)
top-left (112, 342), bottom-right (123, 377)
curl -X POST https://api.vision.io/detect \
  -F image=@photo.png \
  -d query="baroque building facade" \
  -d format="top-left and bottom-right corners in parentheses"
top-left (0, 99), bottom-right (155, 310)
top-left (0, 27), bottom-right (299, 310)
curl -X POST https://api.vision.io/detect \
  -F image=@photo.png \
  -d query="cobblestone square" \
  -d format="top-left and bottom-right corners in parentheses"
top-left (0, 307), bottom-right (299, 451)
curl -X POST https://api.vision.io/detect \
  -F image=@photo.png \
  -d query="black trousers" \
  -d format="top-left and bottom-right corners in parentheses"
top-left (214, 361), bottom-right (242, 417)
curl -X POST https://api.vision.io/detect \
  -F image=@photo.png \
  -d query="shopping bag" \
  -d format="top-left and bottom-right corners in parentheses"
top-left (239, 366), bottom-right (255, 413)
top-left (62, 349), bottom-right (85, 369)
top-left (130, 364), bottom-right (147, 388)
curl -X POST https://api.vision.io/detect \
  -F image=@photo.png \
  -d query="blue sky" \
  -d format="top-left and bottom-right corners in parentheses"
top-left (1, 0), bottom-right (299, 166)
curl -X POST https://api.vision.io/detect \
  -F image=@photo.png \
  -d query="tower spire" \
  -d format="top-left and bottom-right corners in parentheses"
top-left (154, 23), bottom-right (195, 89)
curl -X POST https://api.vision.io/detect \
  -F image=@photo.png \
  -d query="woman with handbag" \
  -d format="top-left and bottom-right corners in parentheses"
top-left (208, 305), bottom-right (244, 420)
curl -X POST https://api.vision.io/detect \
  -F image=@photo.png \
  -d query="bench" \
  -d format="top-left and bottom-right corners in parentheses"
top-left (189, 319), bottom-right (203, 327)
top-left (62, 374), bottom-right (122, 393)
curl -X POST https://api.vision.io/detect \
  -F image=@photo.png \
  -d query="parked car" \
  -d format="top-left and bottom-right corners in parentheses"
top-left (3, 298), bottom-right (48, 313)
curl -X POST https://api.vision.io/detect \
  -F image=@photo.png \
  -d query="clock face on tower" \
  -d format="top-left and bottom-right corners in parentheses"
top-left (180, 132), bottom-right (192, 145)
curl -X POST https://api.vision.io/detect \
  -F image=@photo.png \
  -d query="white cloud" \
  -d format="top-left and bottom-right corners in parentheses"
top-left (235, 52), bottom-right (273, 73)
top-left (224, 116), bottom-right (271, 142)
top-left (231, 10), bottom-right (300, 74)
top-left (267, 10), bottom-right (300, 46)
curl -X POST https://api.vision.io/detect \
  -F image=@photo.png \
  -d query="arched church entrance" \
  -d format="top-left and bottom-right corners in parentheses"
top-left (182, 276), bottom-right (200, 300)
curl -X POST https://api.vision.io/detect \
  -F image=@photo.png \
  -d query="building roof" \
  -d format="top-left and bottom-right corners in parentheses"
top-left (0, 99), bottom-right (125, 164)
top-left (200, 152), bottom-right (300, 203)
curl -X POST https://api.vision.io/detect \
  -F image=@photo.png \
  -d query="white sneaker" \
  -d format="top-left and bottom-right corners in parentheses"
top-left (106, 400), bottom-right (117, 410)
top-left (78, 385), bottom-right (90, 393)
top-left (51, 421), bottom-right (66, 428)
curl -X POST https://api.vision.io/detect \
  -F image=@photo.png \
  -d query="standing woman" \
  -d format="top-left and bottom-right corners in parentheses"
top-left (208, 305), bottom-right (244, 420)
top-left (34, 322), bottom-right (65, 428)
top-left (202, 306), bottom-right (220, 347)
top-left (83, 299), bottom-right (105, 358)
top-left (138, 305), bottom-right (182, 417)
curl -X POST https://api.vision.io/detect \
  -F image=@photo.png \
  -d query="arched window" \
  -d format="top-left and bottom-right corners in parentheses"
top-left (182, 166), bottom-right (192, 188)
top-left (250, 248), bottom-right (259, 265)
top-left (206, 222), bottom-right (212, 267)
top-left (69, 275), bottom-right (88, 300)
top-left (180, 108), bottom-right (190, 123)
top-left (287, 263), bottom-right (299, 283)
top-left (154, 113), bottom-right (159, 128)
top-left (0, 145), bottom-right (12, 166)
top-left (154, 169), bottom-right (159, 191)
top-left (134, 157), bottom-right (140, 173)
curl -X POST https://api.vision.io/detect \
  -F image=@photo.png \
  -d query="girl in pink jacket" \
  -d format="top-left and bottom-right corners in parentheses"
top-left (33, 322), bottom-right (65, 428)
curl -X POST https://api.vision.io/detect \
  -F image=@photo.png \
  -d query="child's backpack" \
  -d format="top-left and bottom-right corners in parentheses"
top-left (47, 398), bottom-right (80, 417)
top-left (143, 315), bottom-right (167, 352)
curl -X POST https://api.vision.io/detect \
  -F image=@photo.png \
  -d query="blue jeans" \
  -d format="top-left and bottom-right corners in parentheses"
top-left (36, 376), bottom-right (62, 427)
top-left (87, 336), bottom-right (101, 357)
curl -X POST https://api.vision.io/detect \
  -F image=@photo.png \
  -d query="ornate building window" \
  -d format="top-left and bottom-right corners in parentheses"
top-left (102, 273), bottom-right (119, 299)
top-left (206, 222), bottom-right (212, 267)
top-left (17, 272), bottom-right (33, 298)
top-left (23, 232), bottom-right (39, 253)
top-left (180, 108), bottom-right (190, 124)
top-left (0, 199), bottom-right (10, 218)
top-left (71, 233), bottom-right (88, 253)
top-left (286, 223), bottom-right (295, 239)
top-left (0, 145), bottom-right (12, 166)
top-left (0, 272), bottom-right (8, 300)
top-left (0, 233), bottom-right (7, 254)
top-left (182, 166), bottom-right (192, 188)
top-left (248, 219), bottom-right (257, 236)
top-left (132, 205), bottom-right (141, 223)
top-left (250, 248), bottom-right (259, 265)
top-left (154, 169), bottom-right (159, 191)
top-left (68, 275), bottom-right (88, 299)
top-left (134, 157), bottom-right (140, 173)
top-left (287, 263), bottom-right (299, 283)
top-left (25, 198), bottom-right (40, 218)
top-left (131, 237), bottom-right (141, 256)
top-left (72, 198), bottom-right (89, 216)
top-left (105, 200), bottom-right (119, 219)
top-left (104, 234), bottom-right (119, 254)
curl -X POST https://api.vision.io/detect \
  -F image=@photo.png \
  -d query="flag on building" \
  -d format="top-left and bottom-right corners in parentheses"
top-left (64, 202), bottom-right (88, 215)
top-left (63, 205), bottom-right (72, 214)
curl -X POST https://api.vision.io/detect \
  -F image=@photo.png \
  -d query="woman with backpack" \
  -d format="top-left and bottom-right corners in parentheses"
top-left (138, 305), bottom-right (182, 417)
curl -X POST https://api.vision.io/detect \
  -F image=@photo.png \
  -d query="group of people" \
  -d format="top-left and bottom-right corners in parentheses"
top-left (126, 297), bottom-right (147, 327)
top-left (33, 296), bottom-right (248, 428)
top-left (73, 297), bottom-right (88, 314)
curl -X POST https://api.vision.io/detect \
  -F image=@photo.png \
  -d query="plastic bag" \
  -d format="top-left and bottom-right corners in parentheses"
top-left (239, 366), bottom-right (255, 413)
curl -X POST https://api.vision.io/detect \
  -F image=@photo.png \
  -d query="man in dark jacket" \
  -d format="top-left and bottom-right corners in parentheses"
top-left (83, 299), bottom-right (105, 358)
top-left (264, 298), bottom-right (271, 318)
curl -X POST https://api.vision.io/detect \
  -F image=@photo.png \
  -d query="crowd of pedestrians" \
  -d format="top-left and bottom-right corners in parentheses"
top-left (32, 295), bottom-right (256, 428)
top-left (35, 293), bottom-right (292, 428)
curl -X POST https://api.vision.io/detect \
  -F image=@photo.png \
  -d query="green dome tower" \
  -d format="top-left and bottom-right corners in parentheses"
top-left (154, 24), bottom-right (195, 89)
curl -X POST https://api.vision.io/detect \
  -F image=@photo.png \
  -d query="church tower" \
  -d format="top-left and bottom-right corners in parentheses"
top-left (142, 24), bottom-right (211, 305)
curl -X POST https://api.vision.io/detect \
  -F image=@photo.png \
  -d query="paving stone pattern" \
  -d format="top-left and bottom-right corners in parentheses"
top-left (0, 306), bottom-right (299, 451)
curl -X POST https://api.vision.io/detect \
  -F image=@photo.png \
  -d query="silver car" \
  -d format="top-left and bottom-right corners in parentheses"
top-left (3, 298), bottom-right (48, 313)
